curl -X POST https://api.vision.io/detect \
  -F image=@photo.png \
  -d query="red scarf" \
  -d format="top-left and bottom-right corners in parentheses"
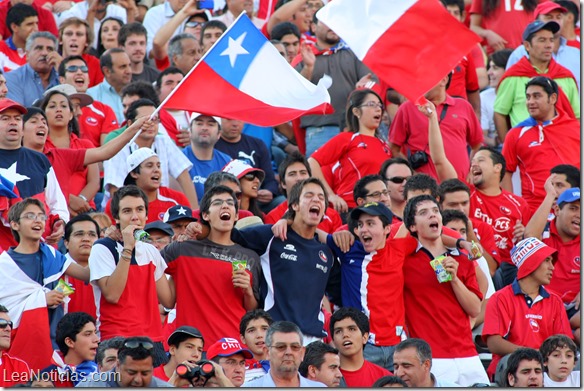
top-left (538, 109), bottom-right (580, 169)
top-left (497, 57), bottom-right (577, 118)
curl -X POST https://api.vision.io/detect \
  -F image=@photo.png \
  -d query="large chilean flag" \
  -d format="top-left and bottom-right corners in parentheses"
top-left (162, 14), bottom-right (333, 126)
top-left (317, 0), bottom-right (481, 102)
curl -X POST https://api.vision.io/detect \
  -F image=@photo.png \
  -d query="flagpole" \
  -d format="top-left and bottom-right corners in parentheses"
top-left (127, 11), bottom-right (251, 145)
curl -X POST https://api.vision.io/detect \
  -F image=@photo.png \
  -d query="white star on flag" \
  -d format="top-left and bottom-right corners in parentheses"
top-left (220, 32), bottom-right (249, 67)
top-left (0, 162), bottom-right (30, 184)
top-left (176, 206), bottom-right (187, 215)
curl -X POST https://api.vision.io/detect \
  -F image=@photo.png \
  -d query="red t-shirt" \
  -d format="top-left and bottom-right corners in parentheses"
top-left (482, 281), bottom-right (572, 377)
top-left (264, 200), bottom-right (343, 234)
top-left (403, 247), bottom-right (482, 358)
top-left (65, 274), bottom-right (97, 319)
top-left (0, 40), bottom-right (26, 72)
top-left (105, 187), bottom-right (190, 223)
top-left (44, 147), bottom-right (86, 202)
top-left (311, 132), bottom-right (392, 208)
top-left (389, 96), bottom-right (483, 182)
top-left (544, 220), bottom-right (580, 303)
top-left (153, 364), bottom-right (170, 382)
top-left (340, 360), bottom-right (391, 387)
top-left (471, 217), bottom-right (501, 264)
top-left (79, 101), bottom-right (119, 147)
top-left (0, 2), bottom-right (58, 39)
top-left (470, 188), bottom-right (532, 263)
top-left (447, 54), bottom-right (480, 100)
top-left (0, 351), bottom-right (31, 387)
top-left (469, 0), bottom-right (538, 54)
top-left (82, 53), bottom-right (103, 88)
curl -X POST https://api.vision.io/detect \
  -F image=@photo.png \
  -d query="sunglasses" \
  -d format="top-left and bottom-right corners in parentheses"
top-left (234, 191), bottom-right (242, 199)
top-left (386, 176), bottom-right (408, 184)
top-left (185, 21), bottom-right (203, 28)
top-left (0, 319), bottom-right (13, 329)
top-left (269, 343), bottom-right (303, 352)
top-left (65, 65), bottom-right (89, 73)
top-left (123, 340), bottom-right (154, 350)
top-left (243, 173), bottom-right (260, 181)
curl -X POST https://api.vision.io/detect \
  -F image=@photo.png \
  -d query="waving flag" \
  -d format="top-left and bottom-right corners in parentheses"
top-left (317, 0), bottom-right (481, 102)
top-left (162, 14), bottom-right (333, 126)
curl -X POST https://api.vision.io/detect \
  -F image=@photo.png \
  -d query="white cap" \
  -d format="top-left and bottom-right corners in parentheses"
top-left (190, 112), bottom-right (222, 125)
top-left (126, 147), bottom-right (157, 176)
top-left (222, 159), bottom-right (265, 182)
top-left (44, 84), bottom-right (93, 107)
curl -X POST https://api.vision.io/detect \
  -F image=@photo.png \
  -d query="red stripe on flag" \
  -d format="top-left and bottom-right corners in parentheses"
top-left (362, 0), bottom-right (480, 102)
top-left (163, 62), bottom-right (332, 126)
top-left (9, 307), bottom-right (53, 371)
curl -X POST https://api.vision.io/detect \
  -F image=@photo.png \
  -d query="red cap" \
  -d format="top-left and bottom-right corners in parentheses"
top-left (206, 338), bottom-right (253, 360)
top-left (534, 1), bottom-right (567, 18)
top-left (511, 237), bottom-right (557, 279)
top-left (0, 99), bottom-right (27, 115)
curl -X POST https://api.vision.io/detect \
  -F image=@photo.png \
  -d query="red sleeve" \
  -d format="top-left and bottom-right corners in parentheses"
top-left (469, 0), bottom-right (482, 15)
top-left (465, 54), bottom-right (480, 92)
top-left (482, 291), bottom-right (510, 338)
top-left (104, 199), bottom-right (114, 222)
top-left (263, 210), bottom-right (278, 224)
top-left (501, 129), bottom-right (519, 173)
top-left (388, 104), bottom-right (410, 147)
top-left (155, 56), bottom-right (170, 71)
top-left (327, 208), bottom-right (343, 232)
top-left (310, 133), bottom-right (351, 167)
top-left (100, 104), bottom-right (120, 135)
top-left (62, 148), bottom-right (87, 172)
top-left (261, 22), bottom-right (270, 39)
top-left (39, 7), bottom-right (58, 37)
top-left (470, 44), bottom-right (486, 69)
top-left (475, 222), bottom-right (501, 264)
top-left (0, 7), bottom-right (9, 38)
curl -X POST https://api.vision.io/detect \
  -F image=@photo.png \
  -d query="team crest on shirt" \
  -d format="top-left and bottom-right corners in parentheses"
top-left (85, 117), bottom-right (98, 125)
top-left (318, 251), bottom-right (328, 263)
top-left (159, 212), bottom-right (165, 220)
top-left (574, 256), bottom-right (580, 269)
top-left (528, 318), bottom-right (540, 333)
top-left (499, 206), bottom-right (511, 215)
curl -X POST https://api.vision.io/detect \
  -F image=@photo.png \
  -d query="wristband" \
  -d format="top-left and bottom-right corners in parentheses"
top-left (78, 194), bottom-right (88, 202)
top-left (122, 248), bottom-right (132, 254)
top-left (120, 254), bottom-right (131, 261)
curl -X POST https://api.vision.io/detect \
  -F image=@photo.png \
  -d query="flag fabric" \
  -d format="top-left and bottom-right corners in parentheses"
top-left (0, 245), bottom-right (72, 371)
top-left (162, 14), bottom-right (333, 126)
top-left (316, 0), bottom-right (482, 102)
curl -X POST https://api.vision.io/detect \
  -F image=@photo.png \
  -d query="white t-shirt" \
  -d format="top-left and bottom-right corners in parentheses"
top-left (544, 371), bottom-right (580, 387)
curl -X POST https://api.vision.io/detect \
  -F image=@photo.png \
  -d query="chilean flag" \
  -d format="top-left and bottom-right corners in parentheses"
top-left (316, 0), bottom-right (481, 102)
top-left (162, 14), bottom-right (333, 126)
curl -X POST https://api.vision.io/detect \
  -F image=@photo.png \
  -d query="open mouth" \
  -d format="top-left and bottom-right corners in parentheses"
top-left (309, 205), bottom-right (320, 218)
top-left (429, 222), bottom-right (439, 230)
top-left (150, 175), bottom-right (160, 183)
top-left (361, 234), bottom-right (372, 246)
top-left (31, 225), bottom-right (43, 232)
top-left (342, 341), bottom-right (353, 348)
top-left (36, 129), bottom-right (46, 137)
top-left (220, 212), bottom-right (231, 221)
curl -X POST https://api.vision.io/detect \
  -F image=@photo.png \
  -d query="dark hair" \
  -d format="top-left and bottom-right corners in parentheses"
top-left (99, 47), bottom-right (126, 73)
top-left (271, 22), bottom-right (301, 41)
top-left (353, 174), bottom-right (385, 203)
top-left (505, 348), bottom-right (544, 387)
top-left (265, 321), bottom-right (303, 347)
top-left (372, 375), bottom-right (409, 388)
top-left (125, 98), bottom-right (156, 123)
top-left (278, 151), bottom-right (311, 195)
top-left (40, 90), bottom-right (80, 136)
top-left (489, 48), bottom-right (513, 69)
top-left (154, 66), bottom-right (184, 93)
top-left (441, 209), bottom-right (469, 230)
top-left (203, 172), bottom-right (240, 194)
top-left (118, 22), bottom-right (147, 47)
top-left (483, 0), bottom-right (537, 17)
top-left (403, 194), bottom-right (441, 238)
top-left (440, 0), bottom-right (464, 14)
top-left (556, 0), bottom-right (579, 26)
top-left (0, 304), bottom-right (8, 313)
top-left (200, 20), bottom-right (227, 45)
top-left (286, 178), bottom-right (328, 221)
top-left (96, 336), bottom-right (125, 367)
top-left (97, 17), bottom-right (123, 57)
top-left (110, 185), bottom-right (149, 220)
top-left (380, 157), bottom-right (413, 178)
top-left (199, 185), bottom-right (239, 227)
top-left (239, 309), bottom-right (273, 337)
top-left (168, 331), bottom-right (204, 348)
top-left (168, 33), bottom-right (198, 64)
top-left (59, 17), bottom-right (93, 52)
top-left (395, 338), bottom-right (432, 366)
top-left (64, 214), bottom-right (100, 242)
top-left (539, 334), bottom-right (578, 365)
top-left (403, 173), bottom-right (438, 200)
top-left (121, 81), bottom-right (159, 106)
top-left (298, 341), bottom-right (339, 377)
top-left (478, 146), bottom-right (507, 182)
top-left (8, 198), bottom-right (46, 243)
top-left (438, 178), bottom-right (470, 203)
top-left (58, 55), bottom-right (87, 77)
top-left (525, 76), bottom-right (559, 97)
top-left (6, 3), bottom-right (37, 35)
top-left (118, 336), bottom-right (155, 365)
top-left (550, 164), bottom-right (580, 188)
top-left (329, 307), bottom-right (369, 337)
top-left (56, 312), bottom-right (96, 356)
top-left (345, 88), bottom-right (383, 133)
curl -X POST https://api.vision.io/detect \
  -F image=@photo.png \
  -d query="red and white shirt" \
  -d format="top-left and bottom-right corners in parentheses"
top-left (543, 220), bottom-right (580, 304)
top-left (79, 101), bottom-right (119, 148)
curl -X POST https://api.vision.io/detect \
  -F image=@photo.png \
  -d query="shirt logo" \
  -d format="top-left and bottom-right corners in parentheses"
top-left (280, 252), bottom-right (297, 261)
top-left (284, 244), bottom-right (296, 252)
top-left (349, 259), bottom-right (356, 264)
top-left (85, 117), bottom-right (98, 126)
top-left (528, 318), bottom-right (540, 333)
top-left (318, 250), bottom-right (328, 263)
top-left (528, 141), bottom-right (541, 148)
top-left (499, 206), bottom-right (511, 215)
top-left (574, 256), bottom-right (580, 269)
top-left (316, 263), bottom-right (328, 273)
top-left (494, 217), bottom-right (511, 232)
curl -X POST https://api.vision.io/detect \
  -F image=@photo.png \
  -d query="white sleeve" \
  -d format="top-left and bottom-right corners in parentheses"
top-left (475, 256), bottom-right (495, 299)
top-left (163, 135), bottom-right (193, 178)
top-left (140, 243), bottom-right (167, 281)
top-left (45, 166), bottom-right (70, 223)
top-left (103, 150), bottom-right (127, 192)
top-left (142, 7), bottom-right (159, 56)
top-left (89, 243), bottom-right (117, 284)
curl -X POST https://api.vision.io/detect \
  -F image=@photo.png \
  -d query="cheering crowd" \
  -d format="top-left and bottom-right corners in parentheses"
top-left (0, 0), bottom-right (581, 387)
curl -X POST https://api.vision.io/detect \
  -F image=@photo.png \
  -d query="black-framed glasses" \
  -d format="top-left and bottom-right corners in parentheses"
top-left (0, 319), bottom-right (14, 329)
top-left (366, 190), bottom-right (389, 198)
top-left (65, 65), bottom-right (89, 73)
top-left (386, 176), bottom-right (408, 184)
top-left (124, 340), bottom-right (154, 350)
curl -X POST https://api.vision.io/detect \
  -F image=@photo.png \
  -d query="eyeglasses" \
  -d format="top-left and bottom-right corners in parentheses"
top-left (0, 319), bottom-right (13, 329)
top-left (20, 213), bottom-right (48, 222)
top-left (185, 21), bottom-right (203, 28)
top-left (243, 173), bottom-right (261, 181)
top-left (123, 340), bottom-right (154, 350)
top-left (65, 65), bottom-right (89, 73)
top-left (269, 343), bottom-right (303, 352)
top-left (359, 101), bottom-right (384, 109)
top-left (365, 190), bottom-right (389, 199)
top-left (386, 176), bottom-right (408, 184)
top-left (210, 199), bottom-right (236, 207)
top-left (234, 191), bottom-right (242, 199)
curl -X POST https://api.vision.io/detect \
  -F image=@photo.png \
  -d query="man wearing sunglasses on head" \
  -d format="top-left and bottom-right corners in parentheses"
top-left (0, 305), bottom-right (31, 387)
top-left (78, 336), bottom-right (173, 387)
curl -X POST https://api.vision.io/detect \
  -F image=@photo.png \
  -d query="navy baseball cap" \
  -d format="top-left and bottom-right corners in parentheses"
top-left (163, 205), bottom-right (197, 223)
top-left (350, 201), bottom-right (393, 223)
top-left (557, 187), bottom-right (580, 207)
top-left (522, 20), bottom-right (560, 41)
top-left (144, 221), bottom-right (174, 236)
top-left (167, 326), bottom-right (204, 346)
